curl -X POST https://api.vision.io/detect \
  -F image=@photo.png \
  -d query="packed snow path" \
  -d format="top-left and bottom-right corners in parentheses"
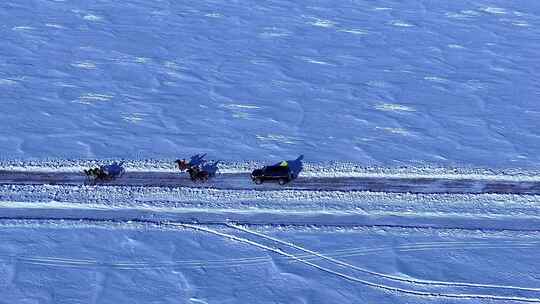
top-left (1, 170), bottom-right (540, 195)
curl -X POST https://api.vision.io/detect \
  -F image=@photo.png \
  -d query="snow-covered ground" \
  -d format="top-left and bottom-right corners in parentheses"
top-left (1, 0), bottom-right (539, 302)
top-left (1, 181), bottom-right (540, 303)
top-left (1, 221), bottom-right (539, 303)
top-left (1, 0), bottom-right (539, 167)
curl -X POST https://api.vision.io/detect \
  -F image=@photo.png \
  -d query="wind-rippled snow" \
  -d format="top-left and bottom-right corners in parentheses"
top-left (1, 1), bottom-right (539, 168)
top-left (1, 1), bottom-right (540, 303)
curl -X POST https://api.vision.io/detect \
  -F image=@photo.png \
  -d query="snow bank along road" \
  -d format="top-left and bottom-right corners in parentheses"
top-left (2, 168), bottom-right (540, 302)
top-left (2, 167), bottom-right (540, 230)
top-left (1, 170), bottom-right (540, 195)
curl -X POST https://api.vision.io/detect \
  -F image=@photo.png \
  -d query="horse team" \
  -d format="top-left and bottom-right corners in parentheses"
top-left (84, 154), bottom-right (216, 183)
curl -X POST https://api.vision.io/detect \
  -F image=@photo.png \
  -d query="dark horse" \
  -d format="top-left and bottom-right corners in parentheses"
top-left (187, 167), bottom-right (209, 182)
top-left (175, 159), bottom-right (209, 182)
top-left (83, 162), bottom-right (125, 184)
top-left (84, 167), bottom-right (108, 180)
top-left (83, 167), bottom-right (112, 184)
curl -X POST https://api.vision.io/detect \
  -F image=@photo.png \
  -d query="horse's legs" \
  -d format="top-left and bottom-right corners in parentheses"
top-left (188, 169), bottom-right (196, 181)
top-left (198, 171), bottom-right (209, 182)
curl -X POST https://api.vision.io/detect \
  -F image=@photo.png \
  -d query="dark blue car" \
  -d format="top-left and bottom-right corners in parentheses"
top-left (251, 162), bottom-right (293, 185)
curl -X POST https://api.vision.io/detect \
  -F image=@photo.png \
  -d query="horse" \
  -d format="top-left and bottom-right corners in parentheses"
top-left (84, 162), bottom-right (125, 183)
top-left (83, 167), bottom-right (110, 183)
top-left (175, 157), bottom-right (212, 182)
top-left (187, 167), bottom-right (209, 182)
top-left (175, 159), bottom-right (191, 171)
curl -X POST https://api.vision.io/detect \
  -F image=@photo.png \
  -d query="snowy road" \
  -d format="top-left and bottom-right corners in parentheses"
top-left (1, 169), bottom-right (540, 303)
top-left (2, 0), bottom-right (539, 301)
top-left (1, 170), bottom-right (540, 195)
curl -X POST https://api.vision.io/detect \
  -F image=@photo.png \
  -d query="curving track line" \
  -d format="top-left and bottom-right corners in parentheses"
top-left (4, 240), bottom-right (537, 270)
top-left (177, 223), bottom-right (540, 303)
top-left (2, 168), bottom-right (540, 301)
top-left (227, 223), bottom-right (540, 293)
top-left (1, 215), bottom-right (538, 302)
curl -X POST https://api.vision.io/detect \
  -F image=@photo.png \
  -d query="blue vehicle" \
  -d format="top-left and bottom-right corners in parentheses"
top-left (251, 161), bottom-right (293, 185)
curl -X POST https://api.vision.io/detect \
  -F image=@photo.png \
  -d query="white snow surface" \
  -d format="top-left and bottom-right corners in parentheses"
top-left (1, 219), bottom-right (539, 303)
top-left (1, 0), bottom-right (540, 303)
top-left (1, 0), bottom-right (539, 168)
top-left (1, 181), bottom-right (540, 303)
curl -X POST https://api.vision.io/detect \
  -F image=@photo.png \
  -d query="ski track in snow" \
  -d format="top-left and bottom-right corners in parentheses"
top-left (6, 239), bottom-right (538, 270)
top-left (176, 223), bottom-right (540, 303)
top-left (2, 0), bottom-right (540, 302)
top-left (0, 214), bottom-right (538, 302)
top-left (227, 223), bottom-right (540, 293)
